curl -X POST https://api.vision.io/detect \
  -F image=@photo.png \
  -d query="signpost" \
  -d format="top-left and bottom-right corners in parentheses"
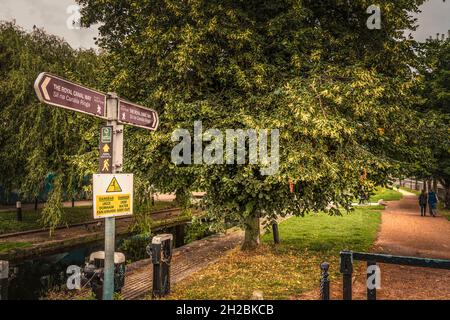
top-left (34, 72), bottom-right (106, 119)
top-left (34, 72), bottom-right (159, 300)
top-left (118, 99), bottom-right (159, 131)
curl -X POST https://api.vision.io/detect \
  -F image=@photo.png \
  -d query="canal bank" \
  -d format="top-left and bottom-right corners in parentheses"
top-left (1, 211), bottom-right (213, 299)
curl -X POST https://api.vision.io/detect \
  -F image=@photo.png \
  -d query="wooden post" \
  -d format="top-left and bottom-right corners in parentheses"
top-left (0, 260), bottom-right (9, 300)
top-left (72, 197), bottom-right (75, 208)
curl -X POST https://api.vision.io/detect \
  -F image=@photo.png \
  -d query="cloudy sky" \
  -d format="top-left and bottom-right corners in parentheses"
top-left (0, 0), bottom-right (449, 49)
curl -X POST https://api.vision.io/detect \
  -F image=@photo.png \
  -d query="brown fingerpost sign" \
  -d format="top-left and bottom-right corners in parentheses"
top-left (34, 72), bottom-right (106, 118)
top-left (118, 99), bottom-right (159, 131)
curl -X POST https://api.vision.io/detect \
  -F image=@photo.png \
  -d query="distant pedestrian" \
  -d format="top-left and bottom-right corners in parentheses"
top-left (427, 189), bottom-right (438, 217)
top-left (418, 190), bottom-right (427, 217)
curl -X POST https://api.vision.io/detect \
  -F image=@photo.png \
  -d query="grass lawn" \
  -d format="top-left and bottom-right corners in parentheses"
top-left (0, 241), bottom-right (32, 253)
top-left (163, 206), bottom-right (382, 300)
top-left (369, 187), bottom-right (403, 202)
top-left (400, 187), bottom-right (421, 196)
top-left (0, 201), bottom-right (175, 235)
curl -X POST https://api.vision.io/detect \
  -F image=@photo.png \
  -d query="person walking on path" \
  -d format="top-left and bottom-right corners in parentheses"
top-left (427, 189), bottom-right (438, 217)
top-left (418, 190), bottom-right (428, 216)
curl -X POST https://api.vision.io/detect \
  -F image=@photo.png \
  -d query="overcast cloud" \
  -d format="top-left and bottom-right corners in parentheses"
top-left (0, 0), bottom-right (449, 49)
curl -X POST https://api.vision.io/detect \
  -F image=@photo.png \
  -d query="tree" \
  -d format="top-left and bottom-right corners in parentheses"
top-left (0, 22), bottom-right (103, 232)
top-left (77, 0), bottom-right (430, 249)
top-left (416, 37), bottom-right (450, 207)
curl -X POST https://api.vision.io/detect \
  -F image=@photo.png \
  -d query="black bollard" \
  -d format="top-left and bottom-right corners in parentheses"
top-left (272, 222), bottom-right (280, 244)
top-left (147, 234), bottom-right (173, 298)
top-left (175, 224), bottom-right (186, 247)
top-left (320, 262), bottom-right (330, 300)
top-left (16, 201), bottom-right (22, 222)
top-left (34, 197), bottom-right (38, 211)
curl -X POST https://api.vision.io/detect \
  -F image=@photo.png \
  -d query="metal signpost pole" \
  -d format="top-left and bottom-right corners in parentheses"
top-left (34, 73), bottom-right (157, 300)
top-left (103, 93), bottom-right (123, 300)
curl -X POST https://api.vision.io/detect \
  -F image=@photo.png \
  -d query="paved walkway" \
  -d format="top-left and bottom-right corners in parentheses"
top-left (350, 190), bottom-right (450, 300)
top-left (122, 229), bottom-right (243, 300)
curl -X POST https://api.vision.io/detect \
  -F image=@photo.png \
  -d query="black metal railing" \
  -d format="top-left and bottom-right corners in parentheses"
top-left (320, 250), bottom-right (450, 300)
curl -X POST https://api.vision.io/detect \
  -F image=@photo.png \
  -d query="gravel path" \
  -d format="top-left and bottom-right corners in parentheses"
top-left (350, 190), bottom-right (450, 300)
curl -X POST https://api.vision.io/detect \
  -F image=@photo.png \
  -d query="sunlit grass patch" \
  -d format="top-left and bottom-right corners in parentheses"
top-left (369, 187), bottom-right (403, 202)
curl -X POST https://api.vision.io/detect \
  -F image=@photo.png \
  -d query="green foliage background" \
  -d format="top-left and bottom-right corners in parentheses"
top-left (0, 0), bottom-right (448, 241)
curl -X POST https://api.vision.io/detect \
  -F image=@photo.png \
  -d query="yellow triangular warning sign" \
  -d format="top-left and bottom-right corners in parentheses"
top-left (106, 177), bottom-right (122, 193)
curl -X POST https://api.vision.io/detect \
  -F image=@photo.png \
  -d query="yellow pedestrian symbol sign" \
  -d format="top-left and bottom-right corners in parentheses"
top-left (102, 159), bottom-right (110, 172)
top-left (106, 177), bottom-right (122, 193)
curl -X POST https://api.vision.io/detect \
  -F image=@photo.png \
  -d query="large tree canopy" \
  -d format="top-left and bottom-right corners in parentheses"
top-left (0, 22), bottom-right (104, 231)
top-left (75, 0), bottom-right (432, 249)
top-left (415, 37), bottom-right (450, 207)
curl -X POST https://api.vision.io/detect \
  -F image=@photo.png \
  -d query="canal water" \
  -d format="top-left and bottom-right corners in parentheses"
top-left (5, 222), bottom-right (207, 300)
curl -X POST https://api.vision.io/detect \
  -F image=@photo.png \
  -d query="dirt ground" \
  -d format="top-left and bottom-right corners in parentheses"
top-left (303, 190), bottom-right (450, 300)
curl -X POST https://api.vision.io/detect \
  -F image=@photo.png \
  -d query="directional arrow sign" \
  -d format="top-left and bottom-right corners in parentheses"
top-left (34, 72), bottom-right (106, 119)
top-left (118, 99), bottom-right (159, 131)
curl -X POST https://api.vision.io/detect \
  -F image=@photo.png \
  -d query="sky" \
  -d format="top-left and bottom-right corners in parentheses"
top-left (0, 0), bottom-right (449, 49)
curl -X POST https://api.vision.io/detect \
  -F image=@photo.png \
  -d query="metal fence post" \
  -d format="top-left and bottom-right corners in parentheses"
top-left (0, 260), bottom-right (9, 300)
top-left (367, 261), bottom-right (377, 300)
top-left (340, 250), bottom-right (353, 300)
top-left (320, 262), bottom-right (330, 300)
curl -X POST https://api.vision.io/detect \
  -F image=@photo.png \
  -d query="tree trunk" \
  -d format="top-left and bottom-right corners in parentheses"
top-left (241, 215), bottom-right (260, 251)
